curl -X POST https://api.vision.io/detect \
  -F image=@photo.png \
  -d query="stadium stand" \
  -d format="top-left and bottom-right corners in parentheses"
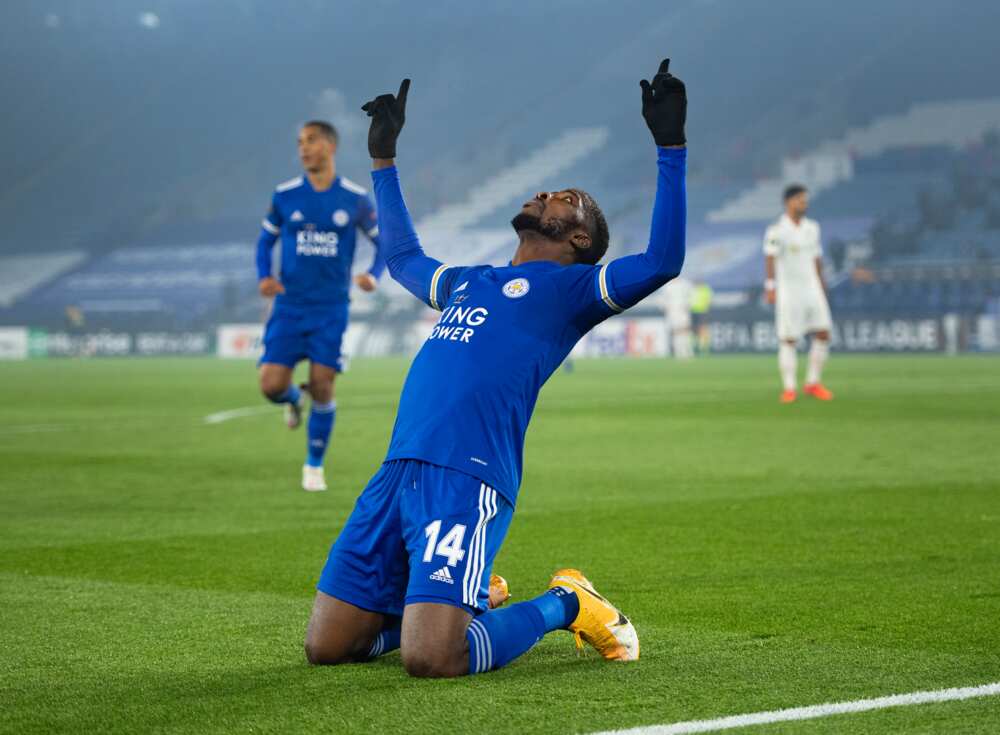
top-left (822, 131), bottom-right (1000, 319)
top-left (416, 127), bottom-right (609, 231)
top-left (0, 252), bottom-right (87, 308)
top-left (9, 245), bottom-right (257, 330)
top-left (708, 98), bottom-right (1000, 223)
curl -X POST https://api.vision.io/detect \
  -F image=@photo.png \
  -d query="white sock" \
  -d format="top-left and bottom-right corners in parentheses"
top-left (806, 339), bottom-right (829, 385)
top-left (673, 333), bottom-right (693, 359)
top-left (779, 342), bottom-right (797, 392)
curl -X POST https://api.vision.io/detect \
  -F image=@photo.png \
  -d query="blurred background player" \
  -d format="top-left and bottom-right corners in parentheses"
top-left (660, 276), bottom-right (694, 359)
top-left (763, 184), bottom-right (834, 403)
top-left (256, 121), bottom-right (385, 491)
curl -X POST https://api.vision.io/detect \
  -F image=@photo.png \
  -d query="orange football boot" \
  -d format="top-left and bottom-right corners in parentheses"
top-left (488, 574), bottom-right (510, 609)
top-left (803, 383), bottom-right (834, 401)
top-left (548, 569), bottom-right (639, 661)
top-left (780, 389), bottom-right (798, 403)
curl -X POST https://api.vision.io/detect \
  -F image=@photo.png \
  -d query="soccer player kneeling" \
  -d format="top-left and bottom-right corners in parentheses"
top-left (305, 58), bottom-right (687, 677)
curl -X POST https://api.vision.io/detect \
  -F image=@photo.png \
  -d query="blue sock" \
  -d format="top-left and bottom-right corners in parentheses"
top-left (367, 621), bottom-right (401, 660)
top-left (466, 587), bottom-right (579, 674)
top-left (306, 400), bottom-right (335, 467)
top-left (267, 384), bottom-right (301, 405)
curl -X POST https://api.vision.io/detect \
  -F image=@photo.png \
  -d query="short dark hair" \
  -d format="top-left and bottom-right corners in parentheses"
top-left (783, 183), bottom-right (807, 202)
top-left (303, 120), bottom-right (339, 144)
top-left (573, 189), bottom-right (610, 265)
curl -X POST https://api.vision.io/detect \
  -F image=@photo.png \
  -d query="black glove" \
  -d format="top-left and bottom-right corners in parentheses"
top-left (640, 59), bottom-right (686, 146)
top-left (361, 78), bottom-right (410, 159)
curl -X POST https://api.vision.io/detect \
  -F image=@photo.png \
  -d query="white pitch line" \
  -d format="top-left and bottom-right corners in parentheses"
top-left (202, 394), bottom-right (397, 426)
top-left (589, 681), bottom-right (1000, 735)
top-left (202, 405), bottom-right (277, 424)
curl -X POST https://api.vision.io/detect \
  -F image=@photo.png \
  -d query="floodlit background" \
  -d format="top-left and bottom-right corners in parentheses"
top-left (3, 0), bottom-right (1000, 358)
top-left (3, 4), bottom-right (1000, 734)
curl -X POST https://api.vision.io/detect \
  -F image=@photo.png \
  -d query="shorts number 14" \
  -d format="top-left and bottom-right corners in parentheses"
top-left (423, 520), bottom-right (467, 567)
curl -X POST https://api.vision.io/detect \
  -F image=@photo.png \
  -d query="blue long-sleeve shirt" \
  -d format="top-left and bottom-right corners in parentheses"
top-left (374, 147), bottom-right (686, 503)
top-left (255, 174), bottom-right (385, 306)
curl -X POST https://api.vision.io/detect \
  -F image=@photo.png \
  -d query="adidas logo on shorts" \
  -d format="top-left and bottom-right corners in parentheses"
top-left (429, 566), bottom-right (454, 584)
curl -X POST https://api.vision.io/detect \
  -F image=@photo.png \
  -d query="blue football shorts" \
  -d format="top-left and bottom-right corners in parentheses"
top-left (317, 459), bottom-right (514, 616)
top-left (260, 301), bottom-right (348, 372)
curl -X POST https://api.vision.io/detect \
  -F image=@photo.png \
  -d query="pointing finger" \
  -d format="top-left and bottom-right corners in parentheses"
top-left (657, 58), bottom-right (671, 75)
top-left (397, 78), bottom-right (411, 107)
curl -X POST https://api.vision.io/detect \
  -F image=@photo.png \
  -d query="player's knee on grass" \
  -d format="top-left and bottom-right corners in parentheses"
top-left (400, 602), bottom-right (470, 678)
top-left (400, 641), bottom-right (468, 678)
top-left (304, 632), bottom-right (371, 666)
top-left (304, 592), bottom-right (383, 666)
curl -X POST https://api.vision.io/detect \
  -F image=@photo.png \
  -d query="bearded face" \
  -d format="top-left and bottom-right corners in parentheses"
top-left (510, 211), bottom-right (574, 240)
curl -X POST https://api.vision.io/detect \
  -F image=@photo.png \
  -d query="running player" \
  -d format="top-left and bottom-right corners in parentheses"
top-left (304, 59), bottom-right (687, 677)
top-left (256, 120), bottom-right (385, 491)
top-left (764, 185), bottom-right (834, 403)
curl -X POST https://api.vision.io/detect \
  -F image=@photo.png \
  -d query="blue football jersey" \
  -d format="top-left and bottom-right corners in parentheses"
top-left (385, 260), bottom-right (612, 501)
top-left (256, 175), bottom-right (384, 306)
top-left (372, 148), bottom-right (687, 505)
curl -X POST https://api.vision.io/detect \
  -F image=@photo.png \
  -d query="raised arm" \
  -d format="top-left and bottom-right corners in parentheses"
top-left (579, 59), bottom-right (686, 321)
top-left (371, 166), bottom-right (456, 309)
top-left (363, 79), bottom-right (460, 309)
top-left (598, 147), bottom-right (686, 313)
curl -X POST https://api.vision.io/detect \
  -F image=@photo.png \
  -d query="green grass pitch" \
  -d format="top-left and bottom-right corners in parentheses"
top-left (1, 355), bottom-right (998, 734)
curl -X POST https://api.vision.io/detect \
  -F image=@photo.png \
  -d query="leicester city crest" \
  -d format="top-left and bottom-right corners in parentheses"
top-left (332, 209), bottom-right (350, 227)
top-left (502, 278), bottom-right (530, 298)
